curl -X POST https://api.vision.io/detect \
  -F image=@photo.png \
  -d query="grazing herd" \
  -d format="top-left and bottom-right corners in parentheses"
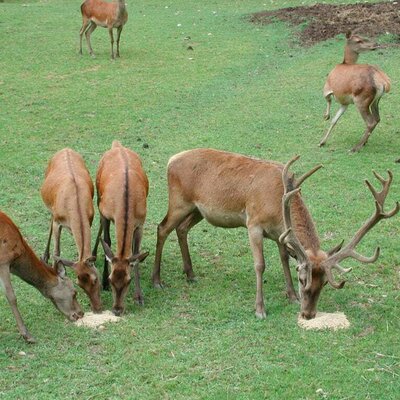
top-left (1, 1), bottom-right (399, 342)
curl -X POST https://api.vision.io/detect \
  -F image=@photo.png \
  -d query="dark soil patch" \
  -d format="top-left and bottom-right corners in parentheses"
top-left (250, 1), bottom-right (400, 46)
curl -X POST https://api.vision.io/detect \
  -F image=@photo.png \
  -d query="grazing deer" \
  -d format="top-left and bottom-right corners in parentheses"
top-left (320, 31), bottom-right (391, 152)
top-left (152, 149), bottom-right (398, 319)
top-left (79, 0), bottom-right (128, 59)
top-left (0, 211), bottom-right (83, 343)
top-left (93, 141), bottom-right (149, 316)
top-left (41, 148), bottom-right (102, 313)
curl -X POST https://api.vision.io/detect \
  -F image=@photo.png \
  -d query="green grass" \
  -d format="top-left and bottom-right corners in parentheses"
top-left (1, 0), bottom-right (399, 399)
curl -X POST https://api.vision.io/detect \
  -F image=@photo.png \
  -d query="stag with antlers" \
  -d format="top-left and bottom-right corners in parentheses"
top-left (152, 149), bottom-right (398, 319)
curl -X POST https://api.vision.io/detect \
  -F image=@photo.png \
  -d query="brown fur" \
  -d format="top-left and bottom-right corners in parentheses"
top-left (79, 0), bottom-right (128, 59)
top-left (152, 149), bottom-right (325, 319)
top-left (0, 211), bottom-right (83, 342)
top-left (321, 31), bottom-right (390, 152)
top-left (93, 141), bottom-right (149, 316)
top-left (41, 148), bottom-right (102, 313)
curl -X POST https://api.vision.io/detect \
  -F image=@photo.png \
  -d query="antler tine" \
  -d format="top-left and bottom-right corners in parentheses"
top-left (365, 170), bottom-right (393, 206)
top-left (323, 170), bottom-right (398, 275)
top-left (325, 267), bottom-right (346, 289)
top-left (280, 157), bottom-right (309, 265)
top-left (282, 155), bottom-right (300, 191)
top-left (296, 164), bottom-right (323, 188)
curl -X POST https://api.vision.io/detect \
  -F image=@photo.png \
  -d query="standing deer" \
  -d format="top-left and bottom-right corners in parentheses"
top-left (0, 211), bottom-right (83, 343)
top-left (152, 149), bottom-right (399, 319)
top-left (79, 0), bottom-right (128, 59)
top-left (320, 31), bottom-right (391, 152)
top-left (93, 141), bottom-right (149, 316)
top-left (41, 148), bottom-right (102, 313)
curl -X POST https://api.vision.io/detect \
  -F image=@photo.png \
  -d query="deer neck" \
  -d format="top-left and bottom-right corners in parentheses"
top-left (291, 196), bottom-right (321, 255)
top-left (11, 242), bottom-right (58, 297)
top-left (342, 46), bottom-right (359, 65)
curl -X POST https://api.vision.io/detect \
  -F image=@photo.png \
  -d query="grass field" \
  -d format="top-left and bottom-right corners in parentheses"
top-left (1, 0), bottom-right (399, 398)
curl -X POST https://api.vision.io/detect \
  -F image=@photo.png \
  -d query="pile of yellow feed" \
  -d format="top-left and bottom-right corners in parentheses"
top-left (74, 311), bottom-right (121, 329)
top-left (298, 312), bottom-right (350, 331)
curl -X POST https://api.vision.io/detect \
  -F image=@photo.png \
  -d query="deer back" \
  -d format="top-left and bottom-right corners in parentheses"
top-left (96, 142), bottom-right (148, 258)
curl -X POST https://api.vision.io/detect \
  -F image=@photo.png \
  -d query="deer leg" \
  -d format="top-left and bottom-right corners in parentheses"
top-left (85, 22), bottom-right (97, 57)
top-left (323, 93), bottom-right (332, 120)
top-left (351, 100), bottom-right (379, 152)
top-left (108, 28), bottom-right (115, 59)
top-left (132, 227), bottom-right (144, 305)
top-left (248, 226), bottom-right (266, 319)
top-left (79, 18), bottom-right (91, 55)
top-left (152, 206), bottom-right (195, 289)
top-left (176, 209), bottom-right (203, 282)
top-left (102, 217), bottom-right (111, 290)
top-left (92, 218), bottom-right (104, 258)
top-left (277, 242), bottom-right (299, 302)
top-left (116, 26), bottom-right (123, 58)
top-left (42, 216), bottom-right (53, 264)
top-left (319, 105), bottom-right (348, 147)
top-left (0, 264), bottom-right (36, 343)
top-left (52, 222), bottom-right (62, 269)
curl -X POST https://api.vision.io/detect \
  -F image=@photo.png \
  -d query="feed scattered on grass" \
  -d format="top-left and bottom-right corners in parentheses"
top-left (74, 311), bottom-right (121, 328)
top-left (298, 312), bottom-right (350, 331)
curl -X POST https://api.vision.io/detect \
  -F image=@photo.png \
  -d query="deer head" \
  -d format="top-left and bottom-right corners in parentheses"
top-left (55, 255), bottom-right (102, 313)
top-left (101, 239), bottom-right (149, 316)
top-left (279, 156), bottom-right (399, 319)
top-left (345, 31), bottom-right (379, 54)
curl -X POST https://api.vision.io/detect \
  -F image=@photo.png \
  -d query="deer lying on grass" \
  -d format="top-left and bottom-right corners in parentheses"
top-left (93, 141), bottom-right (149, 316)
top-left (320, 31), bottom-right (391, 152)
top-left (0, 211), bottom-right (83, 343)
top-left (152, 149), bottom-right (399, 319)
top-left (79, 0), bottom-right (128, 59)
top-left (41, 149), bottom-right (102, 313)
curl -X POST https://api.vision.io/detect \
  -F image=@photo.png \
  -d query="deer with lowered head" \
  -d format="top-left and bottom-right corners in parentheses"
top-left (79, 0), bottom-right (128, 59)
top-left (0, 211), bottom-right (83, 343)
top-left (41, 148), bottom-right (102, 313)
top-left (152, 148), bottom-right (399, 319)
top-left (320, 31), bottom-right (391, 152)
top-left (93, 141), bottom-right (149, 316)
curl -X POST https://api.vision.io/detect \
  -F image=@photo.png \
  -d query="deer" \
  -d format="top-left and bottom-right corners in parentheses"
top-left (41, 148), bottom-right (102, 313)
top-left (92, 141), bottom-right (149, 316)
top-left (0, 211), bottom-right (83, 343)
top-left (79, 0), bottom-right (128, 59)
top-left (320, 31), bottom-right (391, 152)
top-left (152, 148), bottom-right (399, 319)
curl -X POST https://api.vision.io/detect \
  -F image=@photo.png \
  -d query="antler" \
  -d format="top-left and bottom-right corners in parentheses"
top-left (279, 156), bottom-right (322, 290)
top-left (322, 170), bottom-right (399, 288)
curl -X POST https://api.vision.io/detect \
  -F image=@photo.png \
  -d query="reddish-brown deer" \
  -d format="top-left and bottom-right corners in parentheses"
top-left (0, 211), bottom-right (83, 343)
top-left (41, 148), bottom-right (102, 313)
top-left (79, 0), bottom-right (128, 59)
top-left (320, 31), bottom-right (391, 152)
top-left (152, 149), bottom-right (398, 319)
top-left (93, 141), bottom-right (149, 316)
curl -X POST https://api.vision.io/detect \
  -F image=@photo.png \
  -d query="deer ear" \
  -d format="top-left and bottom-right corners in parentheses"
top-left (54, 260), bottom-right (66, 278)
top-left (54, 256), bottom-right (75, 269)
top-left (100, 239), bottom-right (114, 262)
top-left (346, 30), bottom-right (352, 39)
top-left (129, 251), bottom-right (149, 264)
top-left (85, 255), bottom-right (97, 265)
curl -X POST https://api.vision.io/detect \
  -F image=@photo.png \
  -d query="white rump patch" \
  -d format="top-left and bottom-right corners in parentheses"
top-left (298, 312), bottom-right (350, 331)
top-left (74, 311), bottom-right (121, 329)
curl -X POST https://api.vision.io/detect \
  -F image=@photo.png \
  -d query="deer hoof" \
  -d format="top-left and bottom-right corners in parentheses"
top-left (255, 310), bottom-right (267, 319)
top-left (24, 335), bottom-right (37, 344)
top-left (134, 294), bottom-right (144, 306)
top-left (153, 281), bottom-right (164, 290)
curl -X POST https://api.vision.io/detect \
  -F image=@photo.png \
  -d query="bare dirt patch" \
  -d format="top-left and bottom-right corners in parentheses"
top-left (250, 1), bottom-right (400, 46)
